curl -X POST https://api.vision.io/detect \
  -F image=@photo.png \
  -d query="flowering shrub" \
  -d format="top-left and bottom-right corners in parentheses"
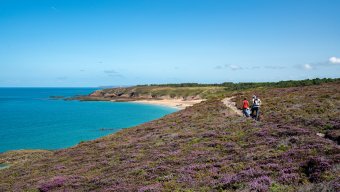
top-left (218, 174), bottom-right (238, 189)
top-left (302, 157), bottom-right (331, 183)
top-left (249, 176), bottom-right (272, 192)
top-left (38, 176), bottom-right (66, 192)
top-left (1, 82), bottom-right (339, 191)
top-left (138, 183), bottom-right (162, 192)
top-left (278, 168), bottom-right (300, 184)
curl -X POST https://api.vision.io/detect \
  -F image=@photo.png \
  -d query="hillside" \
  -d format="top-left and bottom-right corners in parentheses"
top-left (70, 78), bottom-right (339, 102)
top-left (0, 82), bottom-right (339, 191)
top-left (70, 86), bottom-right (226, 101)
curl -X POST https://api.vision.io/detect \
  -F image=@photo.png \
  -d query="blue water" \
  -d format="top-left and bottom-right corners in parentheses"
top-left (0, 88), bottom-right (177, 152)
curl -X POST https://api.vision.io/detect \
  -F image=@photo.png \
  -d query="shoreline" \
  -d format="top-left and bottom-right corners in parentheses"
top-left (130, 99), bottom-right (206, 110)
top-left (0, 98), bottom-right (202, 154)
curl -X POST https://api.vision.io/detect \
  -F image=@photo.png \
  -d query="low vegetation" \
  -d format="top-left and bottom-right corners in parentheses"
top-left (73, 78), bottom-right (340, 102)
top-left (140, 78), bottom-right (339, 90)
top-left (0, 80), bottom-right (339, 191)
top-left (72, 86), bottom-right (226, 101)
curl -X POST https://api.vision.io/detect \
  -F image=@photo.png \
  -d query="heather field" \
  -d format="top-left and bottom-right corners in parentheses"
top-left (0, 82), bottom-right (339, 191)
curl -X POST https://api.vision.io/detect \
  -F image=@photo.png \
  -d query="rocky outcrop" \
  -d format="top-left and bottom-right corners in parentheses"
top-left (103, 93), bottom-right (117, 97)
top-left (89, 90), bottom-right (105, 97)
top-left (72, 86), bottom-right (204, 101)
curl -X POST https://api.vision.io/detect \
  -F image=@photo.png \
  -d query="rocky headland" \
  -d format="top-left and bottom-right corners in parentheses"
top-left (68, 86), bottom-right (224, 102)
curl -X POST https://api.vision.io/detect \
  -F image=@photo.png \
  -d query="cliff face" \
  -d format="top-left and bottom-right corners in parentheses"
top-left (0, 82), bottom-right (339, 191)
top-left (73, 86), bottom-right (225, 101)
top-left (88, 88), bottom-right (155, 100)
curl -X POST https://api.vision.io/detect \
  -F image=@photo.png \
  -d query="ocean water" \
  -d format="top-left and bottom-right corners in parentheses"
top-left (0, 88), bottom-right (177, 153)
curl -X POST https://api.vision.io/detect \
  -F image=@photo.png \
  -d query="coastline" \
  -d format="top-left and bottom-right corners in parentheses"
top-left (1, 88), bottom-right (182, 153)
top-left (130, 99), bottom-right (206, 110)
top-left (0, 99), bottom-right (194, 154)
top-left (2, 82), bottom-right (340, 191)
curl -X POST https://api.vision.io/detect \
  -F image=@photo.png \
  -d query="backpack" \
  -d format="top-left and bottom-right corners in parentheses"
top-left (253, 98), bottom-right (260, 107)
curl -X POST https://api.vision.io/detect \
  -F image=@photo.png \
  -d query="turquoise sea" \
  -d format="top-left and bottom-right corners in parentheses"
top-left (0, 88), bottom-right (177, 153)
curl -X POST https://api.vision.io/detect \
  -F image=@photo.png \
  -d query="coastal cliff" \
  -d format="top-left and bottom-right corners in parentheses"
top-left (70, 86), bottom-right (225, 101)
top-left (0, 81), bottom-right (339, 191)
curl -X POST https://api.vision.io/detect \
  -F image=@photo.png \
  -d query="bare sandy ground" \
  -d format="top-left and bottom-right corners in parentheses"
top-left (131, 99), bottom-right (205, 110)
top-left (222, 97), bottom-right (243, 116)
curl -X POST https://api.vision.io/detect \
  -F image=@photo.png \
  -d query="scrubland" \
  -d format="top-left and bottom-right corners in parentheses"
top-left (0, 81), bottom-right (339, 191)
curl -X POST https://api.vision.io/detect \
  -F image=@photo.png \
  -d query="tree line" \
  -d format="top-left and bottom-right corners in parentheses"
top-left (137, 78), bottom-right (340, 90)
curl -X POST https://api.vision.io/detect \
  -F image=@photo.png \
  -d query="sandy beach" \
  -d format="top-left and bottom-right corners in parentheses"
top-left (131, 99), bottom-right (205, 109)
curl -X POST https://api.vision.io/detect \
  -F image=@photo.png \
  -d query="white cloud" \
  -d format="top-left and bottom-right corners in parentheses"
top-left (103, 70), bottom-right (124, 78)
top-left (215, 64), bottom-right (262, 70)
top-left (56, 76), bottom-right (68, 82)
top-left (104, 70), bottom-right (118, 74)
top-left (214, 65), bottom-right (223, 69)
top-left (304, 64), bottom-right (313, 70)
top-left (226, 64), bottom-right (243, 70)
top-left (51, 6), bottom-right (58, 11)
top-left (264, 66), bottom-right (285, 69)
top-left (329, 57), bottom-right (340, 64)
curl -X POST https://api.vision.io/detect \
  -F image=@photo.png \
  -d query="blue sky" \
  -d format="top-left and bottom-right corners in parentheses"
top-left (0, 0), bottom-right (339, 87)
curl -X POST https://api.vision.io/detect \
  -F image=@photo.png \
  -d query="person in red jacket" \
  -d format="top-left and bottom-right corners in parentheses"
top-left (242, 98), bottom-right (250, 117)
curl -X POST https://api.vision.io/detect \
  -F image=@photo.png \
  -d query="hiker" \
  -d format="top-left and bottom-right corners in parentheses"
top-left (251, 95), bottom-right (261, 120)
top-left (242, 97), bottom-right (250, 117)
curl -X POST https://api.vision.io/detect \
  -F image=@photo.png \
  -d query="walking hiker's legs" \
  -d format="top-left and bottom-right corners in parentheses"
top-left (255, 108), bottom-right (260, 120)
top-left (251, 107), bottom-right (255, 117)
top-left (252, 107), bottom-right (258, 120)
top-left (243, 109), bottom-right (249, 117)
top-left (242, 109), bottom-right (246, 117)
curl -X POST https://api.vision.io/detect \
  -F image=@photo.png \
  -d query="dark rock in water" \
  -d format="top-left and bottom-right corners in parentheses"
top-left (64, 96), bottom-right (112, 101)
top-left (49, 96), bottom-right (65, 100)
top-left (99, 128), bottom-right (116, 131)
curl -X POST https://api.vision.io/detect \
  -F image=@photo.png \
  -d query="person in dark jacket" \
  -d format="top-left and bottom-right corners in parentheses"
top-left (251, 95), bottom-right (261, 120)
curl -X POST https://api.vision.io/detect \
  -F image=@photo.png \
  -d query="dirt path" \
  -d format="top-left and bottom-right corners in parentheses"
top-left (222, 97), bottom-right (243, 116)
